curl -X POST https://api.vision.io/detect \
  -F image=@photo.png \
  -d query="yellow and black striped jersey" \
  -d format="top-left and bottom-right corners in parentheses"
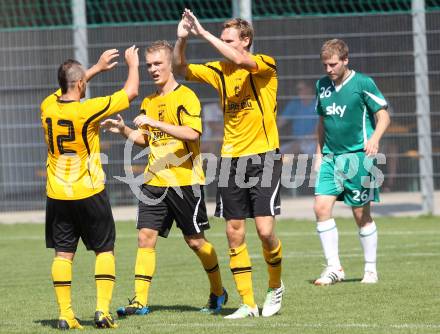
top-left (40, 89), bottom-right (130, 200)
top-left (186, 54), bottom-right (279, 157)
top-left (140, 84), bottom-right (204, 187)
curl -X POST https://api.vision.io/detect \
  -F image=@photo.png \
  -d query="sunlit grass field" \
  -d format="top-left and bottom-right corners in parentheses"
top-left (0, 216), bottom-right (439, 333)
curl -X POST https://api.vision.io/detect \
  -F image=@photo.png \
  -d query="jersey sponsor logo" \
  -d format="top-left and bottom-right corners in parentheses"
top-left (325, 103), bottom-right (346, 117)
top-left (227, 97), bottom-right (253, 112)
top-left (151, 130), bottom-right (172, 142)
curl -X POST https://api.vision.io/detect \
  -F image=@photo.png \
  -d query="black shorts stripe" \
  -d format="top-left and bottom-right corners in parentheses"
top-left (205, 264), bottom-right (219, 273)
top-left (231, 266), bottom-right (252, 275)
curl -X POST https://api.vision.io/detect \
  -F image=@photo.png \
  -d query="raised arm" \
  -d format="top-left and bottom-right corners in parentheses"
top-left (173, 14), bottom-right (191, 77)
top-left (84, 49), bottom-right (119, 82)
top-left (184, 9), bottom-right (257, 72)
top-left (123, 45), bottom-right (140, 102)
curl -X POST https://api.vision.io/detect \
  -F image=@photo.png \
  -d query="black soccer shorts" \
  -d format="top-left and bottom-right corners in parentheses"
top-left (45, 189), bottom-right (116, 253)
top-left (215, 150), bottom-right (282, 220)
top-left (136, 184), bottom-right (209, 237)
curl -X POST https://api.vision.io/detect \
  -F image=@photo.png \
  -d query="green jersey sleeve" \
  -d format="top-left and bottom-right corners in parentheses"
top-left (362, 77), bottom-right (387, 113)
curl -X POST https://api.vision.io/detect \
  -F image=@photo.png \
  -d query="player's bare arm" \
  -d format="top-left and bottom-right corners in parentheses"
top-left (364, 108), bottom-right (390, 156)
top-left (123, 45), bottom-right (140, 101)
top-left (313, 116), bottom-right (325, 172)
top-left (85, 49), bottom-right (119, 82)
top-left (101, 114), bottom-right (148, 147)
top-left (133, 114), bottom-right (200, 141)
top-left (173, 12), bottom-right (191, 77)
top-left (183, 9), bottom-right (257, 72)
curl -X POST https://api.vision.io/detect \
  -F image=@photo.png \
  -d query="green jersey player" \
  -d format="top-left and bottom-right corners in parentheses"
top-left (313, 39), bottom-right (390, 286)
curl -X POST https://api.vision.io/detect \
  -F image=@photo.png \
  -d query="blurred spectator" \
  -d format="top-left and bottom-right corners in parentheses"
top-left (281, 80), bottom-right (318, 155)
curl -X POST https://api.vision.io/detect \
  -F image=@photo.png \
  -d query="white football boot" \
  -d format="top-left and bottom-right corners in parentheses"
top-left (361, 271), bottom-right (378, 284)
top-left (262, 281), bottom-right (284, 317)
top-left (314, 266), bottom-right (345, 286)
top-left (224, 304), bottom-right (259, 319)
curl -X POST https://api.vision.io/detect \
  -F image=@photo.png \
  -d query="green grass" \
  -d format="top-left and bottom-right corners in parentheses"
top-left (0, 216), bottom-right (439, 333)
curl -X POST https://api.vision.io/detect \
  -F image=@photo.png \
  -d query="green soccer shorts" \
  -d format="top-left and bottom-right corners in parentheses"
top-left (315, 151), bottom-right (381, 206)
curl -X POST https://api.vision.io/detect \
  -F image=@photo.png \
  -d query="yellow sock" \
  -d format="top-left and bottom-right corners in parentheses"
top-left (95, 252), bottom-right (115, 314)
top-left (134, 248), bottom-right (155, 306)
top-left (263, 240), bottom-right (282, 288)
top-left (194, 242), bottom-right (223, 296)
top-left (52, 257), bottom-right (74, 320)
top-left (229, 243), bottom-right (255, 307)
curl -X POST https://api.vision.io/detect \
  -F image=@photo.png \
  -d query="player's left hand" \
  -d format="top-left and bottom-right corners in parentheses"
top-left (364, 138), bottom-right (379, 156)
top-left (183, 9), bottom-right (206, 37)
top-left (133, 114), bottom-right (158, 128)
top-left (96, 49), bottom-right (119, 72)
top-left (100, 114), bottom-right (125, 133)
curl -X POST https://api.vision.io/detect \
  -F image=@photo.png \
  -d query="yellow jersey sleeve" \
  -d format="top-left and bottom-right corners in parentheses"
top-left (186, 62), bottom-right (222, 91)
top-left (82, 89), bottom-right (130, 122)
top-left (251, 54), bottom-right (277, 78)
top-left (178, 91), bottom-right (202, 134)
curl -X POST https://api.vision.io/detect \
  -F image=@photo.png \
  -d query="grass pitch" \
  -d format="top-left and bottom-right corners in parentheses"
top-left (0, 216), bottom-right (439, 333)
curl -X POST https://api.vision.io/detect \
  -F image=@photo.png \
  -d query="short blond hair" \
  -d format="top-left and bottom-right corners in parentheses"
top-left (320, 39), bottom-right (349, 60)
top-left (223, 18), bottom-right (254, 49)
top-left (145, 40), bottom-right (173, 61)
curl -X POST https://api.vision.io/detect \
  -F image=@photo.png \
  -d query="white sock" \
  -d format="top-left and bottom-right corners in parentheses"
top-left (359, 221), bottom-right (377, 273)
top-left (317, 218), bottom-right (341, 268)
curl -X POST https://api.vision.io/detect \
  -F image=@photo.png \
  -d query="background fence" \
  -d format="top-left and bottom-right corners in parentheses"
top-left (0, 0), bottom-right (439, 211)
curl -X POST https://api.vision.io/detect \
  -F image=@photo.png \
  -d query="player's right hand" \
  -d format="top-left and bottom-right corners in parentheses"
top-left (125, 45), bottom-right (139, 68)
top-left (177, 9), bottom-right (191, 39)
top-left (96, 49), bottom-right (119, 72)
top-left (183, 9), bottom-right (206, 37)
top-left (100, 114), bottom-right (125, 133)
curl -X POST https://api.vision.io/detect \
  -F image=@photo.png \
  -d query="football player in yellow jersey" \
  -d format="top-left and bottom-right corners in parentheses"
top-left (101, 41), bottom-right (227, 317)
top-left (41, 46), bottom-right (139, 329)
top-left (174, 10), bottom-right (284, 319)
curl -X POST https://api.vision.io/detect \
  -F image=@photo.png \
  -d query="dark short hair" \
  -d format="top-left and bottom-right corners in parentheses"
top-left (57, 59), bottom-right (84, 94)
